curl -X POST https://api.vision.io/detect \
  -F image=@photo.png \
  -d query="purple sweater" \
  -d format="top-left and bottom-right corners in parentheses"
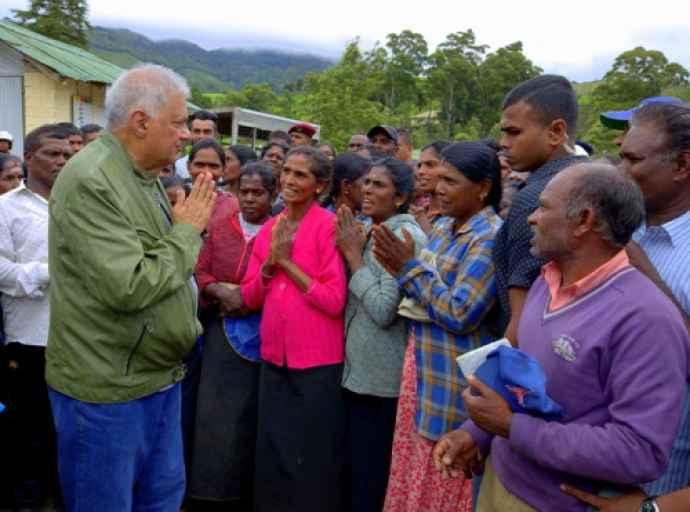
top-left (464, 267), bottom-right (690, 511)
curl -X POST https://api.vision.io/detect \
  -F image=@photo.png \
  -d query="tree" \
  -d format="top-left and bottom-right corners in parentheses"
top-left (476, 42), bottom-right (541, 136)
top-left (13, 0), bottom-right (91, 49)
top-left (220, 83), bottom-right (282, 114)
top-left (590, 47), bottom-right (689, 113)
top-left (239, 83), bottom-right (280, 112)
top-left (383, 30), bottom-right (428, 114)
top-left (293, 41), bottom-right (384, 149)
top-left (190, 87), bottom-right (213, 109)
top-left (581, 47), bottom-right (690, 155)
top-left (427, 29), bottom-right (487, 138)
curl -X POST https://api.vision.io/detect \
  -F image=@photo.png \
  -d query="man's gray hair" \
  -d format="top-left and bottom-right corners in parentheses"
top-left (564, 162), bottom-right (645, 248)
top-left (105, 64), bottom-right (190, 130)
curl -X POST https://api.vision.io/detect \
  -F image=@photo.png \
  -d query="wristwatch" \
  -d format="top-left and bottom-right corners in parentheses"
top-left (640, 496), bottom-right (660, 512)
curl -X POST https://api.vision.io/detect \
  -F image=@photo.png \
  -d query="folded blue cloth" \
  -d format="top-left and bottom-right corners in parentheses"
top-left (474, 346), bottom-right (564, 420)
top-left (224, 313), bottom-right (261, 362)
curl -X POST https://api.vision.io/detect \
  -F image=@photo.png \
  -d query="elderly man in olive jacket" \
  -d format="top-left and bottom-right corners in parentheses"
top-left (46, 64), bottom-right (216, 512)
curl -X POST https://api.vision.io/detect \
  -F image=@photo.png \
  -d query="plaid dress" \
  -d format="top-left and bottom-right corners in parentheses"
top-left (397, 206), bottom-right (501, 440)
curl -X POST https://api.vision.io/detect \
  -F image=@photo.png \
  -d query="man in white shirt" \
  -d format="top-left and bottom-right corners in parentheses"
top-left (0, 124), bottom-right (71, 509)
top-left (175, 110), bottom-right (218, 180)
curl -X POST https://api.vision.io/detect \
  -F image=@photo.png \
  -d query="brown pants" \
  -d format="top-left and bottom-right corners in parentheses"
top-left (477, 457), bottom-right (536, 512)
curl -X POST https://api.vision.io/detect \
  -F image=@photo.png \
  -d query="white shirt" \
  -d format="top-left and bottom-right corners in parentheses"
top-left (239, 213), bottom-right (263, 241)
top-left (0, 184), bottom-right (50, 346)
top-left (175, 155), bottom-right (190, 180)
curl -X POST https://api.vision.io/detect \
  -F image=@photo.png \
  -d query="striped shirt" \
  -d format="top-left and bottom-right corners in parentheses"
top-left (397, 207), bottom-right (501, 440)
top-left (635, 208), bottom-right (690, 494)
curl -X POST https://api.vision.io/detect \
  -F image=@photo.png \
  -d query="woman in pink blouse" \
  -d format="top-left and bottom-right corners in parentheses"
top-left (239, 146), bottom-right (348, 512)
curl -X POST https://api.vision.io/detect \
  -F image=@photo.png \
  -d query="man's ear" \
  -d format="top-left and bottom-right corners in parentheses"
top-left (129, 110), bottom-right (150, 138)
top-left (673, 151), bottom-right (690, 184)
top-left (547, 119), bottom-right (569, 149)
top-left (573, 206), bottom-right (596, 239)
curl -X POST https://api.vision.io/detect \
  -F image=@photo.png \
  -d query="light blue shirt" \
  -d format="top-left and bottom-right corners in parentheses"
top-left (635, 209), bottom-right (690, 494)
top-left (633, 209), bottom-right (690, 315)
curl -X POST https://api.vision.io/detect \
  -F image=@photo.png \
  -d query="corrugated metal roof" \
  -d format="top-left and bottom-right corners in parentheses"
top-left (0, 20), bottom-right (124, 83)
top-left (0, 20), bottom-right (201, 111)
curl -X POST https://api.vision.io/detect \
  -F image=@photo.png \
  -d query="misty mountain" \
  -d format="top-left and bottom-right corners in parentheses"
top-left (89, 26), bottom-right (333, 92)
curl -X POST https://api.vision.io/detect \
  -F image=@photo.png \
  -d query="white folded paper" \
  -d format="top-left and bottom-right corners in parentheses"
top-left (456, 338), bottom-right (512, 378)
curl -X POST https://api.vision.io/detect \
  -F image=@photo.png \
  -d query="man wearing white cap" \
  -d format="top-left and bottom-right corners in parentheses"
top-left (0, 131), bottom-right (13, 155)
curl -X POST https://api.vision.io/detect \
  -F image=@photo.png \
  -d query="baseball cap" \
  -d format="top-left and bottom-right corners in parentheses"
top-left (471, 345), bottom-right (564, 420)
top-left (600, 96), bottom-right (685, 130)
top-left (0, 131), bottom-right (13, 142)
top-left (288, 123), bottom-right (317, 138)
top-left (367, 125), bottom-right (399, 143)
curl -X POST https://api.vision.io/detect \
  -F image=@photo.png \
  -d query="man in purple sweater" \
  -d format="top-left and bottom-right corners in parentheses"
top-left (434, 162), bottom-right (690, 511)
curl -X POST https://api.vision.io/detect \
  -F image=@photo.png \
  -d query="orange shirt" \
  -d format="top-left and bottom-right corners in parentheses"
top-left (542, 249), bottom-right (631, 311)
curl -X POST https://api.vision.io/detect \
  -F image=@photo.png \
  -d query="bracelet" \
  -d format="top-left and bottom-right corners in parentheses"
top-left (640, 497), bottom-right (660, 512)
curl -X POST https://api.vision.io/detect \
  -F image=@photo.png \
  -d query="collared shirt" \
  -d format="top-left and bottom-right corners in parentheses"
top-left (464, 266), bottom-right (688, 511)
top-left (634, 208), bottom-right (690, 494)
top-left (542, 250), bottom-right (631, 311)
top-left (633, 209), bottom-right (690, 315)
top-left (398, 207), bottom-right (501, 440)
top-left (175, 155), bottom-right (190, 180)
top-left (0, 184), bottom-right (50, 346)
top-left (493, 155), bottom-right (587, 331)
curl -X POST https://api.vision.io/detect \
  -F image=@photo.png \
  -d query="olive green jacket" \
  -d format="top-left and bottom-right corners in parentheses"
top-left (46, 133), bottom-right (202, 403)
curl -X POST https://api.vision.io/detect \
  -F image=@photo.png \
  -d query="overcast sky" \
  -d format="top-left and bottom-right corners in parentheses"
top-left (2, 0), bottom-right (689, 82)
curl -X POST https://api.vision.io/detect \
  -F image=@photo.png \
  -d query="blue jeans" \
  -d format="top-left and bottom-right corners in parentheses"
top-left (49, 384), bottom-right (185, 512)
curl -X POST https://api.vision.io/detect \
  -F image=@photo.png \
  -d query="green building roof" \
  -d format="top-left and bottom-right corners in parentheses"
top-left (0, 20), bottom-right (200, 110)
top-left (0, 20), bottom-right (124, 83)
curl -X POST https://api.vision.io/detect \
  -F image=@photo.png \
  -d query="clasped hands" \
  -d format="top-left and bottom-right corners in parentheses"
top-left (172, 171), bottom-right (217, 233)
top-left (261, 214), bottom-right (297, 278)
top-left (434, 379), bottom-right (647, 511)
top-left (335, 207), bottom-right (367, 270)
top-left (207, 283), bottom-right (247, 318)
top-left (433, 376), bottom-right (513, 479)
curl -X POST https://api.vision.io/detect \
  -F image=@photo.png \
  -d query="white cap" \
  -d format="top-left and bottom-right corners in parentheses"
top-left (0, 131), bottom-right (13, 142)
top-left (574, 144), bottom-right (589, 157)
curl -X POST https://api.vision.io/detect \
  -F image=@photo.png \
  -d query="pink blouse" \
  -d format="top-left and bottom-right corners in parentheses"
top-left (240, 202), bottom-right (347, 369)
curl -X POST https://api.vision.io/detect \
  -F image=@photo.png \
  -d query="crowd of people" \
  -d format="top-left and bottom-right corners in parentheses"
top-left (0, 63), bottom-right (688, 512)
